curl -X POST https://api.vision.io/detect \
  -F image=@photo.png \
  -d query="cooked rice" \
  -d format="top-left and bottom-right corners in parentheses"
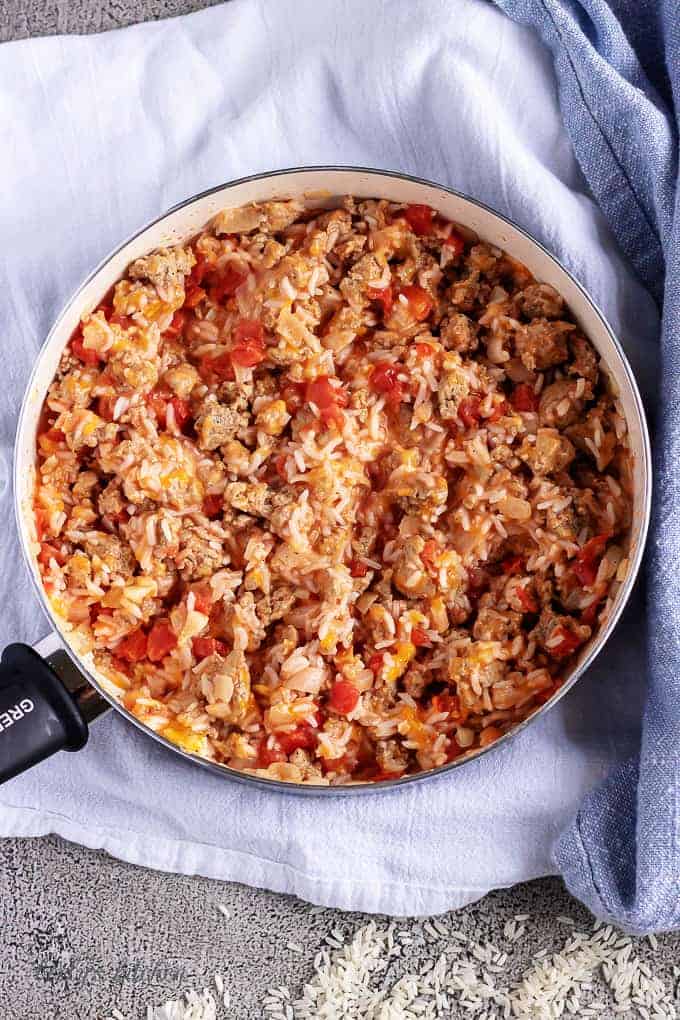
top-left (33, 195), bottom-right (632, 785)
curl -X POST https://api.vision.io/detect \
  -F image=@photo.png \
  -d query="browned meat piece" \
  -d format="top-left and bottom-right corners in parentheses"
top-left (437, 367), bottom-right (470, 419)
top-left (339, 253), bottom-right (384, 306)
top-left (468, 244), bottom-right (500, 278)
top-left (217, 381), bottom-right (251, 411)
top-left (333, 235), bottom-right (367, 263)
top-left (531, 607), bottom-right (591, 658)
top-left (473, 607), bottom-right (521, 642)
top-left (568, 335), bottom-right (599, 385)
top-left (449, 269), bottom-right (485, 313)
top-left (72, 471), bottom-right (99, 501)
top-left (224, 481), bottom-right (275, 518)
top-left (256, 585), bottom-right (297, 627)
top-left (196, 402), bottom-right (247, 451)
top-left (517, 283), bottom-right (565, 320)
top-left (518, 428), bottom-right (575, 476)
top-left (538, 379), bottom-right (585, 428)
top-left (83, 532), bottom-right (136, 576)
top-left (128, 246), bottom-right (195, 292)
top-left (566, 405), bottom-right (618, 471)
top-left (439, 313), bottom-right (479, 353)
top-left (402, 665), bottom-right (428, 699)
top-left (176, 525), bottom-right (225, 581)
top-left (375, 738), bottom-right (409, 774)
top-left (546, 502), bottom-right (580, 541)
top-left (213, 200), bottom-right (303, 235)
top-left (514, 319), bottom-right (573, 371)
top-left (98, 480), bottom-right (126, 520)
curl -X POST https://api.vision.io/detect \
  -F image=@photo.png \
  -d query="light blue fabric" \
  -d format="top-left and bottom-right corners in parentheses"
top-left (494, 0), bottom-right (680, 933)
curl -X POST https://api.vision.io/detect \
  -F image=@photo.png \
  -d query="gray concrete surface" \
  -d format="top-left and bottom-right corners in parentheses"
top-left (1, 2), bottom-right (678, 1017)
top-left (1, 834), bottom-right (678, 1020)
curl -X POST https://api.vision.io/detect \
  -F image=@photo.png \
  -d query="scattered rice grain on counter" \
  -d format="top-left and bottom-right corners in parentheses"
top-left (35, 196), bottom-right (634, 785)
top-left (106, 916), bottom-right (677, 1020)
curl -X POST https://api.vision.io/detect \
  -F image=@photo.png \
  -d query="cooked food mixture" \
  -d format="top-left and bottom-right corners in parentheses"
top-left (34, 196), bottom-right (632, 784)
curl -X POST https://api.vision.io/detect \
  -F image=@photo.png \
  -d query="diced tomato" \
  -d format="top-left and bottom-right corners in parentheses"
top-left (116, 628), bottom-right (148, 663)
top-left (34, 508), bottom-right (48, 542)
top-left (44, 427), bottom-right (66, 443)
top-left (502, 555), bottom-right (525, 575)
top-left (109, 313), bottom-right (132, 330)
top-left (97, 395), bottom-right (119, 421)
top-left (573, 533), bottom-right (610, 588)
top-left (184, 283), bottom-right (206, 308)
top-left (71, 333), bottom-right (101, 366)
top-left (188, 253), bottom-right (209, 287)
top-left (446, 735), bottom-right (466, 761)
top-left (511, 383), bottom-right (539, 413)
top-left (191, 584), bottom-right (213, 616)
top-left (274, 454), bottom-right (289, 480)
top-left (411, 627), bottom-right (432, 648)
top-left (199, 352), bottom-right (236, 382)
top-left (38, 542), bottom-right (66, 567)
top-left (367, 653), bottom-right (385, 675)
top-left (202, 494), bottom-right (224, 518)
top-left (369, 361), bottom-right (406, 405)
top-left (192, 636), bottom-right (228, 659)
top-left (517, 585), bottom-right (539, 613)
top-left (278, 725), bottom-right (318, 755)
top-left (488, 399), bottom-right (509, 422)
top-left (549, 625), bottom-right (583, 660)
top-left (145, 389), bottom-right (171, 427)
top-left (257, 739), bottom-right (286, 768)
top-left (90, 604), bottom-right (114, 625)
top-left (403, 203), bottom-right (435, 236)
top-left (321, 754), bottom-right (351, 774)
top-left (431, 692), bottom-right (461, 718)
top-left (168, 396), bottom-right (192, 431)
top-left (207, 265), bottom-right (247, 304)
top-left (581, 594), bottom-right (604, 625)
top-left (458, 396), bottom-right (481, 428)
top-left (306, 375), bottom-right (349, 428)
top-left (415, 341), bottom-right (435, 359)
top-left (281, 381), bottom-right (306, 413)
top-left (147, 620), bottom-right (178, 663)
top-left (443, 229), bottom-right (465, 258)
top-left (231, 319), bottom-right (266, 367)
top-left (349, 559), bottom-right (368, 578)
top-left (366, 283), bottom-right (394, 317)
top-left (328, 680), bottom-right (360, 715)
top-left (164, 309), bottom-right (186, 338)
top-left (399, 284), bottom-right (433, 322)
top-left (421, 539), bottom-right (440, 572)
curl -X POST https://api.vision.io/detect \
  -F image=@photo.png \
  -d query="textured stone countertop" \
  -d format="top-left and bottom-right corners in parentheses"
top-left (1, 3), bottom-right (678, 1018)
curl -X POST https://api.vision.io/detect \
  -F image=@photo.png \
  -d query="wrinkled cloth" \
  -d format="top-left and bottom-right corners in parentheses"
top-left (495, 0), bottom-right (679, 934)
top-left (0, 0), bottom-right (660, 918)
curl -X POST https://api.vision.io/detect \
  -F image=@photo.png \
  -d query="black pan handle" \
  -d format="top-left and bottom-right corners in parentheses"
top-left (0, 643), bottom-right (88, 785)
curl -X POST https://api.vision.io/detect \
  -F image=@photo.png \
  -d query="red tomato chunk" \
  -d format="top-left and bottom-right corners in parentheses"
top-left (147, 620), bottom-right (178, 663)
top-left (116, 628), bottom-right (148, 663)
top-left (366, 283), bottom-right (394, 317)
top-left (403, 204), bottom-right (435, 236)
top-left (573, 533), bottom-right (610, 587)
top-left (329, 680), bottom-right (359, 714)
top-left (369, 362), bottom-right (406, 405)
top-left (399, 285), bottom-right (433, 322)
top-left (511, 383), bottom-right (539, 413)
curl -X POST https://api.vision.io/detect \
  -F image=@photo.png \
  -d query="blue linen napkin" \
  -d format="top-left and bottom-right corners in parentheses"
top-left (494, 0), bottom-right (680, 933)
top-left (0, 0), bottom-right (668, 922)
